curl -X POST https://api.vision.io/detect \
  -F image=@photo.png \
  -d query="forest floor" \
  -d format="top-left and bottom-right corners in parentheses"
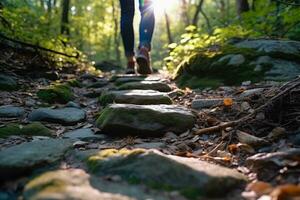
top-left (0, 44), bottom-right (300, 200)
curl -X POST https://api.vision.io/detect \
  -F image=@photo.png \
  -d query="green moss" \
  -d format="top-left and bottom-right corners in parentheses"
top-left (173, 44), bottom-right (274, 88)
top-left (87, 148), bottom-right (145, 172)
top-left (98, 92), bottom-right (115, 106)
top-left (67, 79), bottom-right (82, 88)
top-left (37, 84), bottom-right (74, 104)
top-left (0, 122), bottom-right (52, 138)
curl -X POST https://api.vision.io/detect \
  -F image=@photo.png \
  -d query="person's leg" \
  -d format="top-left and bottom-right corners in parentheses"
top-left (136, 0), bottom-right (155, 74)
top-left (119, 0), bottom-right (135, 73)
top-left (138, 0), bottom-right (155, 50)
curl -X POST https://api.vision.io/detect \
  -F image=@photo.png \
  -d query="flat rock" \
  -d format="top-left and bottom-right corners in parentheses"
top-left (28, 107), bottom-right (86, 125)
top-left (99, 90), bottom-right (172, 106)
top-left (0, 139), bottom-right (73, 180)
top-left (86, 149), bottom-right (247, 198)
top-left (63, 128), bottom-right (105, 141)
top-left (191, 98), bottom-right (223, 109)
top-left (0, 105), bottom-right (25, 117)
top-left (0, 74), bottom-right (18, 91)
top-left (114, 76), bottom-right (162, 86)
top-left (96, 104), bottom-right (195, 137)
top-left (23, 169), bottom-right (132, 200)
top-left (117, 81), bottom-right (172, 92)
top-left (218, 54), bottom-right (245, 66)
top-left (134, 142), bottom-right (165, 149)
top-left (110, 74), bottom-right (148, 82)
top-left (238, 88), bottom-right (264, 99)
top-left (87, 80), bottom-right (109, 88)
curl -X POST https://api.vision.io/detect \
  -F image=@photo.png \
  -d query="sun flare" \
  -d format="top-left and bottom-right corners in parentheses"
top-left (152, 0), bottom-right (179, 17)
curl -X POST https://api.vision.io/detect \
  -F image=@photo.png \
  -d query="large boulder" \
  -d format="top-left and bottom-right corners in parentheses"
top-left (0, 139), bottom-right (73, 180)
top-left (99, 90), bottom-right (172, 106)
top-left (96, 104), bottom-right (195, 137)
top-left (86, 149), bottom-right (247, 198)
top-left (28, 107), bottom-right (86, 125)
top-left (174, 39), bottom-right (300, 88)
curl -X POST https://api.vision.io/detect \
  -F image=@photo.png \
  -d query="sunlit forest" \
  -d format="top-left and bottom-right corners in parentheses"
top-left (1, 1), bottom-right (300, 200)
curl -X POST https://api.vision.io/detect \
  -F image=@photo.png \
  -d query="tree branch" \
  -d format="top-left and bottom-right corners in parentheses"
top-left (0, 33), bottom-right (79, 58)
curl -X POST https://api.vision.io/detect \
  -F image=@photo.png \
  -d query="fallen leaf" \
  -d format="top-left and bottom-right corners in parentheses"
top-left (223, 98), bottom-right (233, 106)
top-left (271, 184), bottom-right (300, 200)
top-left (267, 127), bottom-right (286, 140)
top-left (247, 181), bottom-right (273, 196)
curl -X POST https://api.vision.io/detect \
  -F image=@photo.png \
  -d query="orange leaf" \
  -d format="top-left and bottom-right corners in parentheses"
top-left (223, 98), bottom-right (233, 106)
top-left (247, 181), bottom-right (273, 196)
top-left (271, 184), bottom-right (300, 200)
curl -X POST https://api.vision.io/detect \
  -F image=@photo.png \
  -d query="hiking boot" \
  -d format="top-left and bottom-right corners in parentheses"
top-left (136, 46), bottom-right (152, 74)
top-left (125, 60), bottom-right (135, 74)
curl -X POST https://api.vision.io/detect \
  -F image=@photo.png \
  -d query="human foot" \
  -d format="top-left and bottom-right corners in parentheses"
top-left (136, 46), bottom-right (152, 74)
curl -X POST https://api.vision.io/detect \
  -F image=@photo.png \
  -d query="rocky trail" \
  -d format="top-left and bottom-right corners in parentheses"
top-left (0, 64), bottom-right (300, 200)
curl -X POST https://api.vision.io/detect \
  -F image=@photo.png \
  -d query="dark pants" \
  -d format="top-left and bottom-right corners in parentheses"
top-left (119, 0), bottom-right (155, 57)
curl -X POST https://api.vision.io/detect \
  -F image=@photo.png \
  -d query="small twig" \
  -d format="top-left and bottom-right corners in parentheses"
top-left (195, 77), bottom-right (300, 135)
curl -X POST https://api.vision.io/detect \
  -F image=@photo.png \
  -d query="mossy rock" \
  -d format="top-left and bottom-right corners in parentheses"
top-left (67, 79), bottom-right (83, 88)
top-left (37, 84), bottom-right (74, 104)
top-left (96, 104), bottom-right (195, 137)
top-left (85, 149), bottom-right (247, 199)
top-left (0, 122), bottom-right (52, 138)
top-left (98, 90), bottom-right (173, 106)
top-left (174, 45), bottom-right (271, 88)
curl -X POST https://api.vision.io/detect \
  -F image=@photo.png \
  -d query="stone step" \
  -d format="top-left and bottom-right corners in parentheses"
top-left (0, 139), bottom-right (73, 180)
top-left (96, 104), bottom-right (195, 137)
top-left (117, 81), bottom-right (172, 92)
top-left (28, 107), bottom-right (86, 125)
top-left (99, 90), bottom-right (172, 106)
top-left (114, 76), bottom-right (163, 86)
top-left (84, 149), bottom-right (247, 199)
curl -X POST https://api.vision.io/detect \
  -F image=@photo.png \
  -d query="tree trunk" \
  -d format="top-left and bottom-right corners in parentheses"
top-left (112, 0), bottom-right (121, 63)
top-left (180, 0), bottom-right (190, 26)
top-left (61, 0), bottom-right (70, 35)
top-left (236, 0), bottom-right (250, 17)
top-left (164, 10), bottom-right (173, 44)
top-left (192, 0), bottom-right (204, 26)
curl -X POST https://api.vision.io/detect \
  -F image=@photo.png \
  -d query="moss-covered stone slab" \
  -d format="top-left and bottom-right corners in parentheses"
top-left (23, 168), bottom-right (168, 200)
top-left (0, 122), bottom-right (52, 138)
top-left (86, 149), bottom-right (247, 199)
top-left (0, 105), bottom-right (25, 118)
top-left (28, 107), bottom-right (86, 125)
top-left (0, 74), bottom-right (18, 91)
top-left (99, 90), bottom-right (172, 106)
top-left (114, 76), bottom-right (162, 86)
top-left (110, 74), bottom-right (148, 82)
top-left (0, 139), bottom-right (73, 180)
top-left (23, 169), bottom-right (131, 200)
top-left (118, 81), bottom-right (172, 92)
top-left (96, 104), bottom-right (195, 137)
top-left (37, 84), bottom-right (74, 104)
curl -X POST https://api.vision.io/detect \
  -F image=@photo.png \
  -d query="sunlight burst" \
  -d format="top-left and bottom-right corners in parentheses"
top-left (152, 0), bottom-right (179, 17)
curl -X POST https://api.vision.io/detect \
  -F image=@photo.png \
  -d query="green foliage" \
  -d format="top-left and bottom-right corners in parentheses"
top-left (37, 83), bottom-right (74, 104)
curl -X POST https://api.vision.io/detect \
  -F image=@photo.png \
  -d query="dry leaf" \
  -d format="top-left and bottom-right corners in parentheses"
top-left (223, 98), bottom-right (233, 106)
top-left (267, 127), bottom-right (286, 140)
top-left (271, 184), bottom-right (300, 200)
top-left (247, 181), bottom-right (273, 196)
